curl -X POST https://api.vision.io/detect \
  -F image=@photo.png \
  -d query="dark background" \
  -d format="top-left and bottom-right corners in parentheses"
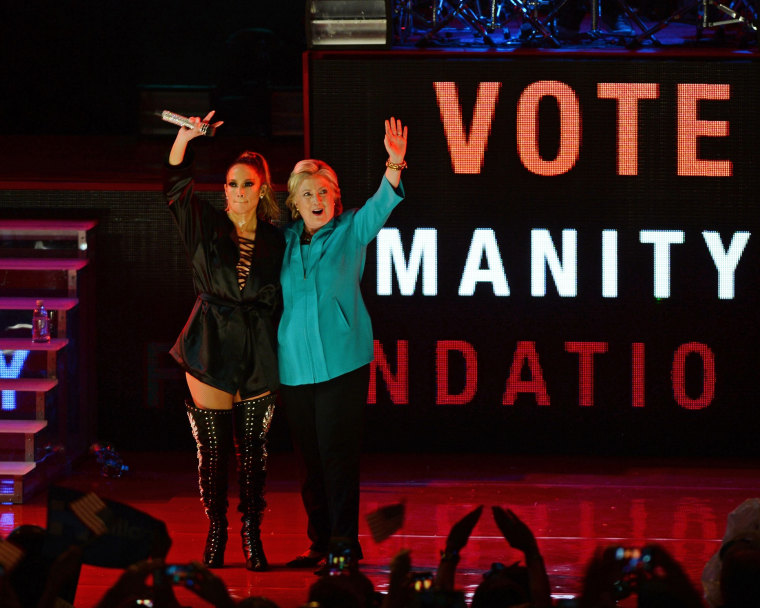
top-left (0, 1), bottom-right (306, 136)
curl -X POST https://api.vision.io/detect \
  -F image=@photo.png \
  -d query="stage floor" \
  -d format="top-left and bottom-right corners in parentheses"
top-left (2, 451), bottom-right (758, 607)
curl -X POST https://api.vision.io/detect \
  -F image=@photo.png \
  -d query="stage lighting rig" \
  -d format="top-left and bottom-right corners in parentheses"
top-left (416, 0), bottom-right (498, 46)
top-left (631, 0), bottom-right (758, 46)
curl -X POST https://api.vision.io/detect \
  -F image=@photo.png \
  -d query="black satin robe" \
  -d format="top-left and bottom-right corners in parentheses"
top-left (164, 160), bottom-right (285, 398)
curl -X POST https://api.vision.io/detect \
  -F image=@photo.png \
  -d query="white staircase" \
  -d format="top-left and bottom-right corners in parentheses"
top-left (0, 220), bottom-right (97, 502)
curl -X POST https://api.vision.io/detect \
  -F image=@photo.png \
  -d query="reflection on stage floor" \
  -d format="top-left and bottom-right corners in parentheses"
top-left (2, 451), bottom-right (758, 607)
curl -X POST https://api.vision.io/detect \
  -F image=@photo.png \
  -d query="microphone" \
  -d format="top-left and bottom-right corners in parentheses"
top-left (156, 110), bottom-right (217, 137)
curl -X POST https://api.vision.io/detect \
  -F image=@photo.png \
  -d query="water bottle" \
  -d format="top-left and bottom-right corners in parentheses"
top-left (32, 300), bottom-right (51, 343)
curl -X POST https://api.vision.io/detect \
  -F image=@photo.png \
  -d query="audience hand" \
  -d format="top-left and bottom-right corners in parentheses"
top-left (492, 506), bottom-right (552, 608)
top-left (445, 505), bottom-right (484, 555)
top-left (94, 558), bottom-right (183, 608)
top-left (492, 506), bottom-right (540, 557)
top-left (171, 561), bottom-right (236, 608)
top-left (433, 505), bottom-right (483, 592)
top-left (579, 543), bottom-right (705, 608)
top-left (578, 546), bottom-right (623, 608)
top-left (639, 544), bottom-right (704, 608)
top-left (382, 549), bottom-right (413, 608)
top-left (94, 558), bottom-right (156, 608)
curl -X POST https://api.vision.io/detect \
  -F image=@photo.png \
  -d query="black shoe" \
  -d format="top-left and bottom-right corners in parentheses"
top-left (602, 13), bottom-right (634, 35)
top-left (285, 552), bottom-right (326, 568)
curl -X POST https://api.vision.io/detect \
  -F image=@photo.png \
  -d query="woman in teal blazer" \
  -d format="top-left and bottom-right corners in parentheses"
top-left (279, 118), bottom-right (408, 569)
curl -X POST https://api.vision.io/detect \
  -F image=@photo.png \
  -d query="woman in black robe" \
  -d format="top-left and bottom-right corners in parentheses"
top-left (163, 111), bottom-right (285, 571)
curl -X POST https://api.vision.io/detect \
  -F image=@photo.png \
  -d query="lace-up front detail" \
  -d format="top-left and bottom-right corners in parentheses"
top-left (237, 236), bottom-right (255, 291)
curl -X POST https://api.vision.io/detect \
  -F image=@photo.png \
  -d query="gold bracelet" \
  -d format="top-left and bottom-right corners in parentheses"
top-left (386, 159), bottom-right (407, 171)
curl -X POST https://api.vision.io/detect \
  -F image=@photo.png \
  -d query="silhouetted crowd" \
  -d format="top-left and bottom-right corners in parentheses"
top-left (1, 497), bottom-right (759, 608)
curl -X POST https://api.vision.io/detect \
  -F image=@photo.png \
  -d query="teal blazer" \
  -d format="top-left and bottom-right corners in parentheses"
top-left (278, 177), bottom-right (405, 386)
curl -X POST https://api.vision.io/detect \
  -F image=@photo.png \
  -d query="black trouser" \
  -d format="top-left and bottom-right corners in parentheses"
top-left (281, 365), bottom-right (370, 557)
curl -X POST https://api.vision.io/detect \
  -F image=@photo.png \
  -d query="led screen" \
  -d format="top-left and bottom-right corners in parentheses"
top-left (306, 52), bottom-right (759, 455)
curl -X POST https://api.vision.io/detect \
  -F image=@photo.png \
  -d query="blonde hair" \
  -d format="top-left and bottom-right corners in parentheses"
top-left (227, 151), bottom-right (280, 221)
top-left (285, 159), bottom-right (342, 220)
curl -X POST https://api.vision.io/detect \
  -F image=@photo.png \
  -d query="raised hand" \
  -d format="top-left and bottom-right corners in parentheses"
top-left (434, 506), bottom-right (482, 592)
top-left (179, 561), bottom-right (236, 608)
top-left (493, 506), bottom-right (552, 608)
top-left (169, 110), bottom-right (223, 166)
top-left (384, 117), bottom-right (408, 165)
top-left (492, 506), bottom-right (539, 556)
top-left (639, 544), bottom-right (704, 608)
top-left (177, 111), bottom-right (224, 143)
top-left (577, 547), bottom-right (622, 608)
top-left (382, 549), bottom-right (413, 608)
top-left (93, 559), bottom-right (157, 608)
top-left (445, 504), bottom-right (483, 554)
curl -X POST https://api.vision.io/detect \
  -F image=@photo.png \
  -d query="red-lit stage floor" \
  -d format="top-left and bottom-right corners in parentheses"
top-left (2, 452), bottom-right (758, 607)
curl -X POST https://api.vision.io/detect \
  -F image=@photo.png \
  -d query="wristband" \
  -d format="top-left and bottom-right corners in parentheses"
top-left (386, 159), bottom-right (408, 171)
top-left (440, 549), bottom-right (460, 562)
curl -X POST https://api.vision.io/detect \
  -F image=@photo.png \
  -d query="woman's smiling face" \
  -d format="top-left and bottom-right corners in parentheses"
top-left (296, 174), bottom-right (336, 235)
top-left (224, 163), bottom-right (263, 219)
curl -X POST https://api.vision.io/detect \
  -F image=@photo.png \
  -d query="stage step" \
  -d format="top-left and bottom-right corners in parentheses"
top-left (0, 461), bottom-right (36, 475)
top-left (0, 258), bottom-right (90, 298)
top-left (0, 420), bottom-right (47, 433)
top-left (0, 258), bottom-right (89, 271)
top-left (0, 338), bottom-right (69, 351)
top-left (0, 219), bottom-right (97, 239)
top-left (0, 378), bottom-right (58, 392)
top-left (0, 298), bottom-right (79, 339)
top-left (0, 455), bottom-right (71, 503)
top-left (0, 378), bottom-right (57, 421)
top-left (0, 420), bottom-right (48, 461)
top-left (0, 461), bottom-right (36, 503)
top-left (0, 219), bottom-right (96, 259)
top-left (0, 460), bottom-right (38, 504)
top-left (0, 297), bottom-right (78, 311)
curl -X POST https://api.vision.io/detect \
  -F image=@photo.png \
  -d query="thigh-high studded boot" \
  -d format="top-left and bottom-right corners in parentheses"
top-left (233, 393), bottom-right (276, 571)
top-left (186, 400), bottom-right (233, 568)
